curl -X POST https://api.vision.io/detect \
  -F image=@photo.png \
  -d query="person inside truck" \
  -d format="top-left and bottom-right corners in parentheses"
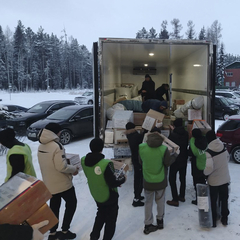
top-left (141, 99), bottom-right (168, 113)
top-left (138, 74), bottom-right (155, 101)
top-left (155, 84), bottom-right (169, 102)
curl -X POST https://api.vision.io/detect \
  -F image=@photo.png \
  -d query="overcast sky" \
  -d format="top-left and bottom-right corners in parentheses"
top-left (1, 0), bottom-right (239, 55)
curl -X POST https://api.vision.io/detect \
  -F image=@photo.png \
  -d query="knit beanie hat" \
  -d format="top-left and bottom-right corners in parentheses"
top-left (90, 138), bottom-right (104, 153)
top-left (45, 123), bottom-right (62, 135)
top-left (0, 128), bottom-right (15, 145)
top-left (206, 130), bottom-right (217, 144)
top-left (126, 122), bottom-right (135, 130)
top-left (145, 74), bottom-right (150, 78)
top-left (173, 118), bottom-right (183, 128)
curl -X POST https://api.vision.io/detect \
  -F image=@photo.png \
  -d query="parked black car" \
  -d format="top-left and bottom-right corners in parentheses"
top-left (7, 100), bottom-right (78, 134)
top-left (215, 95), bottom-right (239, 120)
top-left (2, 104), bottom-right (28, 113)
top-left (225, 98), bottom-right (240, 114)
top-left (27, 105), bottom-right (93, 144)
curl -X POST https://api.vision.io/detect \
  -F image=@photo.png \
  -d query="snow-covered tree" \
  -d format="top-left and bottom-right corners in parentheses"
top-left (216, 42), bottom-right (226, 86)
top-left (148, 27), bottom-right (157, 39)
top-left (198, 26), bottom-right (206, 40)
top-left (186, 20), bottom-right (195, 39)
top-left (136, 27), bottom-right (149, 39)
top-left (159, 20), bottom-right (169, 39)
top-left (170, 18), bottom-right (183, 39)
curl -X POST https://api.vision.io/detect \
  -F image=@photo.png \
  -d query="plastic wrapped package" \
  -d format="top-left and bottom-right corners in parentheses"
top-left (106, 103), bottom-right (125, 120)
top-left (174, 96), bottom-right (204, 118)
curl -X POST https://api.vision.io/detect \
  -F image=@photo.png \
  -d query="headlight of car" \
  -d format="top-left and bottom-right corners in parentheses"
top-left (19, 121), bottom-right (26, 126)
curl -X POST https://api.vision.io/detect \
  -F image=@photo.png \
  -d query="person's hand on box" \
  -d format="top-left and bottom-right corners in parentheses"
top-left (31, 220), bottom-right (49, 240)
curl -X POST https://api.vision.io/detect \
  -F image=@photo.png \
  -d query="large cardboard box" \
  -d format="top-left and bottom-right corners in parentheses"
top-left (142, 109), bottom-right (165, 131)
top-left (25, 203), bottom-right (58, 234)
top-left (133, 113), bottom-right (146, 126)
top-left (113, 144), bottom-right (131, 158)
top-left (112, 110), bottom-right (134, 129)
top-left (104, 129), bottom-right (114, 144)
top-left (192, 120), bottom-right (211, 135)
top-left (0, 173), bottom-right (52, 225)
top-left (188, 109), bottom-right (202, 121)
top-left (66, 153), bottom-right (81, 170)
top-left (114, 129), bottom-right (128, 144)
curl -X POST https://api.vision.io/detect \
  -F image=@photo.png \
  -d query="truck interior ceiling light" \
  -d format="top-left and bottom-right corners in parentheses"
top-left (144, 64), bottom-right (148, 67)
top-left (149, 53), bottom-right (154, 56)
top-left (193, 64), bottom-right (202, 67)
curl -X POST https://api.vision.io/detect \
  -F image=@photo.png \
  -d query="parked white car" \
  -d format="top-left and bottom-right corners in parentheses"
top-left (216, 90), bottom-right (240, 104)
top-left (74, 91), bottom-right (93, 105)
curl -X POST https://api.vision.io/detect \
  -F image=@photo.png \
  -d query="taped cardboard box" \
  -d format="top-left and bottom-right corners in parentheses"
top-left (112, 110), bottom-right (134, 129)
top-left (25, 203), bottom-right (58, 234)
top-left (192, 120), bottom-right (211, 135)
top-left (0, 172), bottom-right (52, 225)
top-left (66, 153), bottom-right (81, 170)
top-left (133, 113), bottom-right (146, 126)
top-left (142, 109), bottom-right (165, 131)
top-left (188, 109), bottom-right (202, 121)
top-left (114, 129), bottom-right (128, 144)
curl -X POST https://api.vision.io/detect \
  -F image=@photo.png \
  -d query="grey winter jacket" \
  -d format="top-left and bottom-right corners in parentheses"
top-left (204, 138), bottom-right (230, 186)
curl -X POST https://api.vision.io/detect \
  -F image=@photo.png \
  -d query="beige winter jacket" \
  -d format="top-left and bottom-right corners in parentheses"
top-left (38, 129), bottom-right (77, 194)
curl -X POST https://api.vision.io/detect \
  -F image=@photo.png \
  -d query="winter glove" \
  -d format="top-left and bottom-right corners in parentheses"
top-left (31, 220), bottom-right (49, 240)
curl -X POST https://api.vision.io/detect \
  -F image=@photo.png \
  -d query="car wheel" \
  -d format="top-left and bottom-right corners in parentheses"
top-left (223, 114), bottom-right (230, 121)
top-left (231, 146), bottom-right (240, 164)
top-left (59, 129), bottom-right (72, 145)
top-left (88, 100), bottom-right (93, 105)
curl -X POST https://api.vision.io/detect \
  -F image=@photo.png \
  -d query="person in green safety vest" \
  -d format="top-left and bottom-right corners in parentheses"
top-left (0, 128), bottom-right (36, 182)
top-left (81, 138), bottom-right (126, 240)
top-left (188, 128), bottom-right (208, 205)
top-left (139, 132), bottom-right (171, 235)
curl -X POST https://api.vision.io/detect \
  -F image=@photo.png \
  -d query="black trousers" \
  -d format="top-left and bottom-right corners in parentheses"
top-left (90, 201), bottom-right (119, 240)
top-left (50, 186), bottom-right (77, 233)
top-left (132, 160), bottom-right (143, 199)
top-left (209, 183), bottom-right (230, 224)
top-left (169, 162), bottom-right (187, 201)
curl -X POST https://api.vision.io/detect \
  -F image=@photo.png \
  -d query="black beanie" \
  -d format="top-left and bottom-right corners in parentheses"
top-left (0, 128), bottom-right (15, 144)
top-left (126, 122), bottom-right (135, 130)
top-left (174, 118), bottom-right (183, 128)
top-left (145, 74), bottom-right (150, 78)
top-left (192, 128), bottom-right (202, 139)
top-left (206, 130), bottom-right (216, 143)
top-left (90, 138), bottom-right (104, 153)
top-left (45, 123), bottom-right (62, 135)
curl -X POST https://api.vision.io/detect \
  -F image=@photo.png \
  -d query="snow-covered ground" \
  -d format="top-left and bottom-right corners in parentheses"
top-left (0, 91), bottom-right (239, 240)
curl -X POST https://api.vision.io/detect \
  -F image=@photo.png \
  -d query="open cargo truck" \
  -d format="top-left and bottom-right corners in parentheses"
top-left (92, 38), bottom-right (216, 140)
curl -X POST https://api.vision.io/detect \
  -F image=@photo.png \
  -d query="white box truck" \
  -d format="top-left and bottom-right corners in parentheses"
top-left (92, 38), bottom-right (216, 139)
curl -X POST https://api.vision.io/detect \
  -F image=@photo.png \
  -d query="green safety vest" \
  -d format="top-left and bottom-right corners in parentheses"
top-left (139, 143), bottom-right (167, 183)
top-left (5, 144), bottom-right (36, 182)
top-left (189, 138), bottom-right (207, 170)
top-left (81, 157), bottom-right (117, 203)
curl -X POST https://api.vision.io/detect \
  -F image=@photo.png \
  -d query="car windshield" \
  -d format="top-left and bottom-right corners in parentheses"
top-left (219, 97), bottom-right (229, 106)
top-left (225, 98), bottom-right (234, 104)
top-left (233, 92), bottom-right (240, 98)
top-left (218, 119), bottom-right (240, 131)
top-left (47, 108), bottom-right (77, 120)
top-left (27, 103), bottom-right (51, 113)
top-left (82, 92), bottom-right (93, 96)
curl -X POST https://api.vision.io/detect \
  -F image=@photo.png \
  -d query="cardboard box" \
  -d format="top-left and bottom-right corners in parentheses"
top-left (113, 144), bottom-right (131, 158)
top-left (111, 159), bottom-right (129, 172)
top-left (192, 120), bottom-right (211, 135)
top-left (104, 129), bottom-right (114, 144)
top-left (0, 173), bottom-right (52, 225)
top-left (174, 99), bottom-right (185, 105)
top-left (133, 113), bottom-right (146, 126)
top-left (142, 109), bottom-right (165, 131)
top-left (112, 110), bottom-right (134, 129)
top-left (188, 109), bottom-right (202, 121)
top-left (25, 203), bottom-right (58, 234)
top-left (66, 153), bottom-right (81, 170)
top-left (114, 129), bottom-right (128, 144)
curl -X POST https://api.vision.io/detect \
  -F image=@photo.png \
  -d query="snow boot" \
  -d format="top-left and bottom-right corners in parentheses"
top-left (143, 224), bottom-right (158, 234)
top-left (132, 198), bottom-right (144, 207)
top-left (59, 230), bottom-right (76, 239)
top-left (157, 219), bottom-right (164, 229)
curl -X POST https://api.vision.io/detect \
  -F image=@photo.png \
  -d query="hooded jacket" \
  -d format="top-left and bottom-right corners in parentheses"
top-left (82, 152), bottom-right (125, 205)
top-left (37, 129), bottom-right (77, 194)
top-left (138, 79), bottom-right (155, 100)
top-left (139, 133), bottom-right (171, 191)
top-left (168, 126), bottom-right (189, 164)
top-left (204, 138), bottom-right (230, 186)
top-left (155, 84), bottom-right (169, 101)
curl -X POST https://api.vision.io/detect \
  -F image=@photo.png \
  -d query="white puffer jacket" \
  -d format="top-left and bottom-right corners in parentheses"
top-left (204, 138), bottom-right (230, 186)
top-left (38, 129), bottom-right (77, 194)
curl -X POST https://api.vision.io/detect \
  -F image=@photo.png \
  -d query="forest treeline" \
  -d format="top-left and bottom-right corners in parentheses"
top-left (0, 20), bottom-right (92, 91)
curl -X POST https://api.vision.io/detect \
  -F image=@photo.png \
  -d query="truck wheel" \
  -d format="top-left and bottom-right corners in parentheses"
top-left (231, 146), bottom-right (240, 164)
top-left (88, 100), bottom-right (93, 105)
top-left (60, 129), bottom-right (72, 145)
top-left (223, 114), bottom-right (230, 121)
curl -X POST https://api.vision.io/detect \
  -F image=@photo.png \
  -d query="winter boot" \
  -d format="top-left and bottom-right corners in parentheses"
top-left (143, 224), bottom-right (158, 234)
top-left (166, 200), bottom-right (179, 207)
top-left (59, 230), bottom-right (76, 239)
top-left (221, 217), bottom-right (228, 226)
top-left (132, 198), bottom-right (144, 207)
top-left (157, 219), bottom-right (164, 229)
top-left (48, 232), bottom-right (60, 240)
top-left (178, 196), bottom-right (185, 202)
top-left (191, 200), bottom-right (197, 205)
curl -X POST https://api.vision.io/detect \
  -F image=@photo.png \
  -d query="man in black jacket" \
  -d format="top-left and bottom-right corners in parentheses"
top-left (138, 74), bottom-right (155, 101)
top-left (166, 118), bottom-right (189, 207)
top-left (125, 122), bottom-right (144, 207)
top-left (155, 84), bottom-right (169, 101)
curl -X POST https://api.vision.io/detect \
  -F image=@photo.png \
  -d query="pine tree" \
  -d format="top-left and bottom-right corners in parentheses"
top-left (170, 18), bottom-right (183, 39)
top-left (186, 20), bottom-right (195, 39)
top-left (159, 20), bottom-right (169, 39)
top-left (216, 42), bottom-right (226, 86)
top-left (198, 26), bottom-right (206, 40)
top-left (136, 27), bottom-right (149, 39)
top-left (148, 27), bottom-right (157, 39)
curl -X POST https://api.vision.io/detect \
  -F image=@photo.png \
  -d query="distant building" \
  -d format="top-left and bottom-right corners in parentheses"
top-left (224, 61), bottom-right (240, 88)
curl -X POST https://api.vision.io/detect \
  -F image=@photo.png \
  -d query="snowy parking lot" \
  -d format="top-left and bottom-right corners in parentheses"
top-left (0, 91), bottom-right (239, 240)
